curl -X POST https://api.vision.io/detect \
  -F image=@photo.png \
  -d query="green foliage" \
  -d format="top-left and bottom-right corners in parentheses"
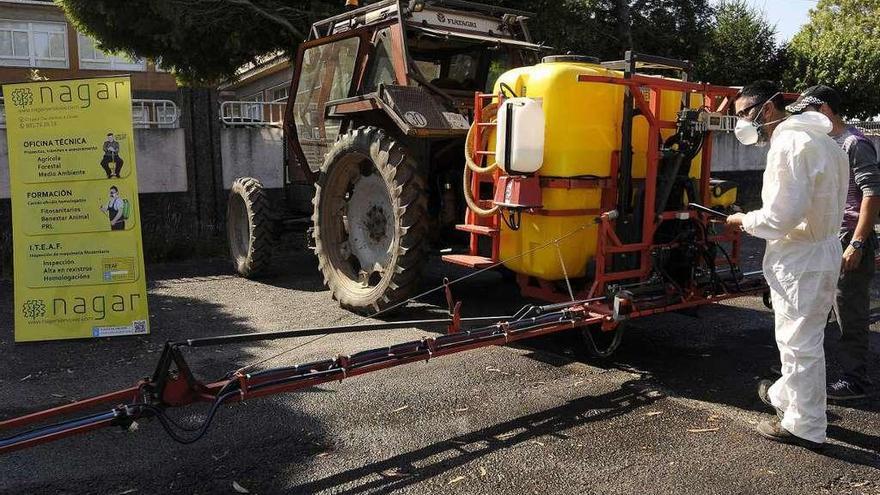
top-left (60, 0), bottom-right (716, 84)
top-left (57, 0), bottom-right (338, 85)
top-left (493, 0), bottom-right (713, 62)
top-left (630, 0), bottom-right (714, 62)
top-left (786, 0), bottom-right (880, 119)
top-left (695, 0), bottom-right (783, 85)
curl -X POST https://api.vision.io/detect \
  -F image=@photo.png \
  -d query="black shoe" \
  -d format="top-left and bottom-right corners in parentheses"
top-left (756, 419), bottom-right (824, 451)
top-left (757, 379), bottom-right (783, 420)
top-left (827, 378), bottom-right (868, 401)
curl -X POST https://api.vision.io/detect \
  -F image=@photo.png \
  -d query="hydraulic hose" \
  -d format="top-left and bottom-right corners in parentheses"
top-left (464, 102), bottom-right (498, 174)
top-left (463, 166), bottom-right (500, 217)
top-left (0, 410), bottom-right (118, 451)
top-left (463, 102), bottom-right (500, 217)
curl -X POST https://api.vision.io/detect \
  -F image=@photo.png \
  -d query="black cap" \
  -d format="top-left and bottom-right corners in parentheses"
top-left (786, 85), bottom-right (841, 114)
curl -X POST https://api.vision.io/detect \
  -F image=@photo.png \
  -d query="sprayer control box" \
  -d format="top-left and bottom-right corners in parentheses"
top-left (697, 112), bottom-right (737, 132)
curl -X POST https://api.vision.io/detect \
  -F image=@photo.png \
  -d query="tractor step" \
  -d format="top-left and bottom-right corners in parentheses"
top-left (455, 224), bottom-right (499, 236)
top-left (442, 254), bottom-right (496, 269)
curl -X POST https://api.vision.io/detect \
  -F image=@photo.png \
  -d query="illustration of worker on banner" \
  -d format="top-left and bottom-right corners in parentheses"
top-left (100, 185), bottom-right (129, 231)
top-left (100, 132), bottom-right (125, 178)
top-left (4, 76), bottom-right (150, 342)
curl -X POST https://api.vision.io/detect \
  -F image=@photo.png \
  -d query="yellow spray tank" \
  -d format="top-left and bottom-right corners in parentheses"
top-left (490, 55), bottom-right (695, 281)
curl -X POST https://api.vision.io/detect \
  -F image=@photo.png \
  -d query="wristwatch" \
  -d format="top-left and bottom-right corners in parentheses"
top-left (850, 239), bottom-right (865, 250)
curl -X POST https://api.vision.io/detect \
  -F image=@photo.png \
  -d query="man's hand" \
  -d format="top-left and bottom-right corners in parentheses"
top-left (843, 244), bottom-right (863, 271)
top-left (726, 212), bottom-right (745, 227)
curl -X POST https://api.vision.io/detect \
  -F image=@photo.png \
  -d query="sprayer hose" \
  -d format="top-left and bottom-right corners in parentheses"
top-left (464, 102), bottom-right (499, 174)
top-left (462, 103), bottom-right (501, 217)
top-left (463, 165), bottom-right (499, 217)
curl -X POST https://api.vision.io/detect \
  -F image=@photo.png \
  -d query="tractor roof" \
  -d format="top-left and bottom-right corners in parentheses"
top-left (310, 0), bottom-right (542, 49)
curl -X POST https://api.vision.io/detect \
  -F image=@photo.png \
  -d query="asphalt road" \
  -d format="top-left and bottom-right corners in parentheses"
top-left (0, 239), bottom-right (879, 495)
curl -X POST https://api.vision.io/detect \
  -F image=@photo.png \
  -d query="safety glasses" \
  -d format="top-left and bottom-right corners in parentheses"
top-left (736, 100), bottom-right (764, 119)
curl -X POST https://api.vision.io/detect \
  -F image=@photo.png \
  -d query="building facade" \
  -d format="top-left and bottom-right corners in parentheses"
top-left (218, 52), bottom-right (291, 104)
top-left (0, 0), bottom-right (177, 96)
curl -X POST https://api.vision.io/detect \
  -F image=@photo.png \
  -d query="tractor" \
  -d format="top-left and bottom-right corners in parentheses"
top-left (227, 0), bottom-right (544, 313)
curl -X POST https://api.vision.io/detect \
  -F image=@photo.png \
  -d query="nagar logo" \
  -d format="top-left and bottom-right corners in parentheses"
top-left (436, 12), bottom-right (446, 23)
top-left (22, 299), bottom-right (46, 320)
top-left (9, 88), bottom-right (34, 108)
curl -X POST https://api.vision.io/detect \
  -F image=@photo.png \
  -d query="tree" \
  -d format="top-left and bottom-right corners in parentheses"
top-left (786, 0), bottom-right (880, 119)
top-left (495, 0), bottom-right (713, 63)
top-left (57, 0), bottom-right (339, 85)
top-left (695, 0), bottom-right (783, 85)
top-left (629, 0), bottom-right (714, 63)
top-left (60, 0), bottom-right (715, 85)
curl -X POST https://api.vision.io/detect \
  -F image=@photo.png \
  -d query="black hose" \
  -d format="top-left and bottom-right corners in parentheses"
top-left (0, 410), bottom-right (118, 450)
top-left (499, 82), bottom-right (518, 98)
top-left (716, 241), bottom-right (742, 293)
top-left (142, 389), bottom-right (240, 445)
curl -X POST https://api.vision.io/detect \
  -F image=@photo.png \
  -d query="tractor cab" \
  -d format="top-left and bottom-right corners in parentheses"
top-left (288, 0), bottom-right (544, 176)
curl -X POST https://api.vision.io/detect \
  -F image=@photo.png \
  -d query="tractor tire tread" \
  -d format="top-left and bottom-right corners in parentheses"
top-left (313, 126), bottom-right (428, 315)
top-left (228, 177), bottom-right (277, 278)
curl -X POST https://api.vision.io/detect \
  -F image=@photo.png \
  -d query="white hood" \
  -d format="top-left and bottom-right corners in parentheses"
top-left (776, 110), bottom-right (833, 135)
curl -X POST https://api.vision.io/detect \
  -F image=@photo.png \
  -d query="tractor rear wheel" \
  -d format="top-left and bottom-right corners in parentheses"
top-left (227, 177), bottom-right (276, 278)
top-left (312, 127), bottom-right (428, 315)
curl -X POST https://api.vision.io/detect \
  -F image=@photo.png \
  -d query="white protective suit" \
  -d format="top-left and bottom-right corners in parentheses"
top-left (741, 111), bottom-right (849, 443)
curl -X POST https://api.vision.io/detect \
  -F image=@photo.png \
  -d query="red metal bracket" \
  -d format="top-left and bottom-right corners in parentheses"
top-left (444, 277), bottom-right (462, 334)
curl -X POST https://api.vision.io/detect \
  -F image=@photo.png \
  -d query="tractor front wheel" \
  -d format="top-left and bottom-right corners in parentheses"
top-left (312, 127), bottom-right (428, 315)
top-left (227, 177), bottom-right (276, 278)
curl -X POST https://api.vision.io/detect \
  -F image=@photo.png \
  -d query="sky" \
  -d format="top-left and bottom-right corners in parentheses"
top-left (710, 0), bottom-right (816, 42)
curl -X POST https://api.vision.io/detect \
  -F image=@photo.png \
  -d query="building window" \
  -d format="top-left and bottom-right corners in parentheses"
top-left (77, 33), bottom-right (146, 71)
top-left (269, 85), bottom-right (289, 102)
top-left (0, 20), bottom-right (68, 68)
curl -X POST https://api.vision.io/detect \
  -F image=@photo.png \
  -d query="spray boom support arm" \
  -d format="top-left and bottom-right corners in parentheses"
top-left (0, 300), bottom-right (606, 455)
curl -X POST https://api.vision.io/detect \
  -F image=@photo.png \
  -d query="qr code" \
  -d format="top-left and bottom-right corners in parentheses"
top-left (133, 320), bottom-right (147, 333)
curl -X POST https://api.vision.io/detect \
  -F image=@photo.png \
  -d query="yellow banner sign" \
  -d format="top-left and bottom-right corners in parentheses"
top-left (5, 76), bottom-right (149, 341)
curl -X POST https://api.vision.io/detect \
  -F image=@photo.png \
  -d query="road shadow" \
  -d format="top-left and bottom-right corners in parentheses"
top-left (594, 304), bottom-right (880, 466)
top-left (242, 251), bottom-right (329, 293)
top-left (343, 255), bottom-right (880, 470)
top-left (0, 289), bottom-right (332, 495)
top-left (142, 238), bottom-right (327, 293)
top-left (287, 378), bottom-right (661, 494)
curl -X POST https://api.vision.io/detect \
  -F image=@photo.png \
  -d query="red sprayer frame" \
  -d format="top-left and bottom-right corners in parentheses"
top-left (448, 55), bottom-right (752, 307)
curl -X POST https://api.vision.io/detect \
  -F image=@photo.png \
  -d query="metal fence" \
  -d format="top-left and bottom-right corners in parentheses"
top-left (219, 100), bottom-right (287, 127)
top-left (0, 97), bottom-right (180, 129)
top-left (131, 99), bottom-right (180, 128)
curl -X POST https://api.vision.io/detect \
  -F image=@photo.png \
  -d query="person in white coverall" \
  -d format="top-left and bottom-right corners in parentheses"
top-left (726, 81), bottom-right (849, 450)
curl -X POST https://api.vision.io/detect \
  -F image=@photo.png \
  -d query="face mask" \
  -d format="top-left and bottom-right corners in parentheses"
top-left (734, 118), bottom-right (760, 146)
top-left (734, 92), bottom-right (786, 147)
